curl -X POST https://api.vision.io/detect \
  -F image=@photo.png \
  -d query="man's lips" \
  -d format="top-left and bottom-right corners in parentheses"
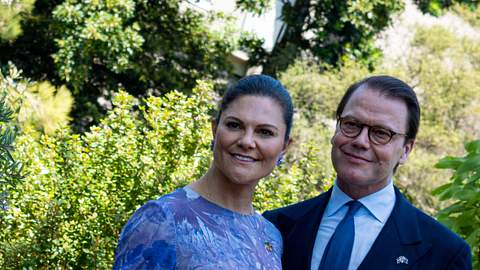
top-left (342, 150), bottom-right (372, 162)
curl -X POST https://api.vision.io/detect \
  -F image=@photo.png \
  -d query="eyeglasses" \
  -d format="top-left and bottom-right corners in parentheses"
top-left (337, 117), bottom-right (406, 145)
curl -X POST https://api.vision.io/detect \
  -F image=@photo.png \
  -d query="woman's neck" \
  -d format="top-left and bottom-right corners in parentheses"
top-left (188, 167), bottom-right (256, 215)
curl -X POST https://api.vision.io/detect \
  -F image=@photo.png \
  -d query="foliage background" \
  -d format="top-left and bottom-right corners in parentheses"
top-left (0, 0), bottom-right (478, 268)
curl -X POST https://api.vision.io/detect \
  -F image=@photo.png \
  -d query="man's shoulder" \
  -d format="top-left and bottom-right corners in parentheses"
top-left (411, 205), bottom-right (468, 247)
top-left (395, 191), bottom-right (471, 262)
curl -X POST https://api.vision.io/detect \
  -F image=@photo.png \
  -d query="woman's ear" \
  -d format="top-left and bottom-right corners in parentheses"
top-left (280, 137), bottom-right (293, 156)
top-left (211, 119), bottom-right (217, 138)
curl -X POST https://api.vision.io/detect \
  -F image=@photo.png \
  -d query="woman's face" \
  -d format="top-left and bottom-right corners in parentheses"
top-left (212, 95), bottom-right (290, 187)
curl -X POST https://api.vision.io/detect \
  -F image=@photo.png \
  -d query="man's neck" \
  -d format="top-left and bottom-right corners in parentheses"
top-left (336, 178), bottom-right (392, 200)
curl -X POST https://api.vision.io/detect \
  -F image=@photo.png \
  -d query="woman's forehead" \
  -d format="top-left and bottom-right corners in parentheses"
top-left (221, 96), bottom-right (285, 125)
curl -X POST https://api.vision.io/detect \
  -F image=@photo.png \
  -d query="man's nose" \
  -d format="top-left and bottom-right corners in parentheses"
top-left (351, 126), bottom-right (370, 148)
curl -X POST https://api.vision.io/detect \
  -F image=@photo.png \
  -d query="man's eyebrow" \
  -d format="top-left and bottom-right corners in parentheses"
top-left (342, 116), bottom-right (395, 130)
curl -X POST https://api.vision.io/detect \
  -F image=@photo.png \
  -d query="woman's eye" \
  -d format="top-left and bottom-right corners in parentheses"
top-left (226, 121), bottom-right (240, 129)
top-left (258, 129), bottom-right (274, 137)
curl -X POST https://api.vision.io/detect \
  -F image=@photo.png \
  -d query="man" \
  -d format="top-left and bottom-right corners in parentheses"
top-left (264, 76), bottom-right (472, 270)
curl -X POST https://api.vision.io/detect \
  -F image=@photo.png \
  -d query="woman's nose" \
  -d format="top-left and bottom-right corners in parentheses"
top-left (237, 130), bottom-right (256, 149)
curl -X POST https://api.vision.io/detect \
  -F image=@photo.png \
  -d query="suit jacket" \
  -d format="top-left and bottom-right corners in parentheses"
top-left (263, 187), bottom-right (472, 270)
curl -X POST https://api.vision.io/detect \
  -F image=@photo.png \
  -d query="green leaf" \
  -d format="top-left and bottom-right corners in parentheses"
top-left (436, 203), bottom-right (463, 216)
top-left (465, 228), bottom-right (480, 248)
top-left (454, 155), bottom-right (480, 178)
top-left (435, 156), bottom-right (464, 169)
top-left (465, 140), bottom-right (480, 155)
top-left (438, 185), bottom-right (462, 201)
top-left (454, 189), bottom-right (480, 201)
top-left (457, 209), bottom-right (477, 226)
top-left (432, 182), bottom-right (451, 195)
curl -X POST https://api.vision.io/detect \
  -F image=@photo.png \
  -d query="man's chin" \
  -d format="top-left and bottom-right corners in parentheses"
top-left (337, 170), bottom-right (371, 182)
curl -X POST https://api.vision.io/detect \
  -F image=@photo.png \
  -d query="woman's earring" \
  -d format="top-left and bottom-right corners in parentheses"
top-left (210, 140), bottom-right (215, 151)
top-left (276, 156), bottom-right (284, 166)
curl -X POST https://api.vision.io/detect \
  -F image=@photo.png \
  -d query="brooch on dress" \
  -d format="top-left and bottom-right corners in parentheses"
top-left (264, 241), bottom-right (273, 252)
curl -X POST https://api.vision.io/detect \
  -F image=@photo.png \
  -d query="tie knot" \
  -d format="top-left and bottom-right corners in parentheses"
top-left (345, 200), bottom-right (362, 217)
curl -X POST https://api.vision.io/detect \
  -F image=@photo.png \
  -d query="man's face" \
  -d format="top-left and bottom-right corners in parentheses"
top-left (331, 87), bottom-right (414, 199)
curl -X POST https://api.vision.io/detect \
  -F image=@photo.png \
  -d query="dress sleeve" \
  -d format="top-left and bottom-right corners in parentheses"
top-left (113, 200), bottom-right (177, 270)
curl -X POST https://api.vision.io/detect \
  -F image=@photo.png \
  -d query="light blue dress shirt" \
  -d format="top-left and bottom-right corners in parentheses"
top-left (310, 180), bottom-right (396, 270)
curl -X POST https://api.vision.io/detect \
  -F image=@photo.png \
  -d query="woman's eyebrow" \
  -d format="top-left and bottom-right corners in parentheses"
top-left (223, 116), bottom-right (279, 130)
top-left (257, 124), bottom-right (279, 130)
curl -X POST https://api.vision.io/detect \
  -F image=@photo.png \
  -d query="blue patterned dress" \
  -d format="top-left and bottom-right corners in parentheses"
top-left (113, 187), bottom-right (282, 269)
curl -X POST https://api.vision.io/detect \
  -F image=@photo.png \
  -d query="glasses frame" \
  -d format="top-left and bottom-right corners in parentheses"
top-left (337, 116), bottom-right (407, 145)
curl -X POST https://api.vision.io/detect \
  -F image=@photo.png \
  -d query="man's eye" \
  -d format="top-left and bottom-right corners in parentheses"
top-left (372, 128), bottom-right (391, 139)
top-left (343, 120), bottom-right (360, 130)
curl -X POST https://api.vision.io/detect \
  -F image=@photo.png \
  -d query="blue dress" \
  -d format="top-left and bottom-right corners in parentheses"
top-left (113, 187), bottom-right (282, 269)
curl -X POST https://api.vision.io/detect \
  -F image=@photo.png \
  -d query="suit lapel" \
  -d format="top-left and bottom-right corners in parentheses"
top-left (282, 189), bottom-right (332, 270)
top-left (358, 187), bottom-right (431, 269)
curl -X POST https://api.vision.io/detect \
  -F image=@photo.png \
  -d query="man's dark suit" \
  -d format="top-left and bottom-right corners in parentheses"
top-left (263, 187), bottom-right (472, 270)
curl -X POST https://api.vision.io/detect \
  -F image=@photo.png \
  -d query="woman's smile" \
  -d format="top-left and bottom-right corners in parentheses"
top-left (231, 153), bottom-right (259, 163)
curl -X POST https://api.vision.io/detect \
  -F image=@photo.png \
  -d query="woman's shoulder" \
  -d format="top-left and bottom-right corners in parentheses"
top-left (148, 187), bottom-right (201, 214)
top-left (119, 189), bottom-right (185, 237)
top-left (145, 188), bottom-right (186, 210)
top-left (128, 187), bottom-right (204, 225)
top-left (113, 190), bottom-right (185, 269)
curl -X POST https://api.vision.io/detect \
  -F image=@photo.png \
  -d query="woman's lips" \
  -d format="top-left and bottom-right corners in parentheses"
top-left (231, 153), bottom-right (258, 163)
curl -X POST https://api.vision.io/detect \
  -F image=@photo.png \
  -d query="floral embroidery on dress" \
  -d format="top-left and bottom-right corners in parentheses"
top-left (114, 187), bottom-right (282, 269)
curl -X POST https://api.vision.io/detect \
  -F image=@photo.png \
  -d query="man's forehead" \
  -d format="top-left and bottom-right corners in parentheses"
top-left (343, 88), bottom-right (409, 130)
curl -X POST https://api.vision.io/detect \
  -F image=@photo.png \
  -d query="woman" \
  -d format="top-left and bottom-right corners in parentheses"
top-left (113, 75), bottom-right (293, 269)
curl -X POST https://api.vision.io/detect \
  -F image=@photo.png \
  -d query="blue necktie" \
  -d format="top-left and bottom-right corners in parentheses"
top-left (319, 200), bottom-right (363, 270)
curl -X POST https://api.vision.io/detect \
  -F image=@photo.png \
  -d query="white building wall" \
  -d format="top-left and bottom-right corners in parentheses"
top-left (183, 0), bottom-right (295, 76)
top-left (186, 0), bottom-right (291, 52)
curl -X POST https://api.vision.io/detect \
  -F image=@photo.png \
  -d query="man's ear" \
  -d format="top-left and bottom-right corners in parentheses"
top-left (330, 125), bottom-right (340, 145)
top-left (399, 139), bottom-right (415, 164)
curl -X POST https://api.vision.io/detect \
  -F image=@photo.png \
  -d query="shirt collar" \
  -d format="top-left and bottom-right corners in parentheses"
top-left (325, 180), bottom-right (396, 224)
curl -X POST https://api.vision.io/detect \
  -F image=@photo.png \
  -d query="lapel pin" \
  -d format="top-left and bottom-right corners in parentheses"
top-left (396, 256), bottom-right (409, 265)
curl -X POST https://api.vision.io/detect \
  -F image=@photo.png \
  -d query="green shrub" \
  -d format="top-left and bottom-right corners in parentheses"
top-left (0, 76), bottom-right (22, 215)
top-left (0, 0), bottom-right (35, 41)
top-left (433, 140), bottom-right (480, 268)
top-left (0, 82), bottom-right (213, 268)
top-left (451, 3), bottom-right (480, 27)
top-left (1, 63), bottom-right (74, 135)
